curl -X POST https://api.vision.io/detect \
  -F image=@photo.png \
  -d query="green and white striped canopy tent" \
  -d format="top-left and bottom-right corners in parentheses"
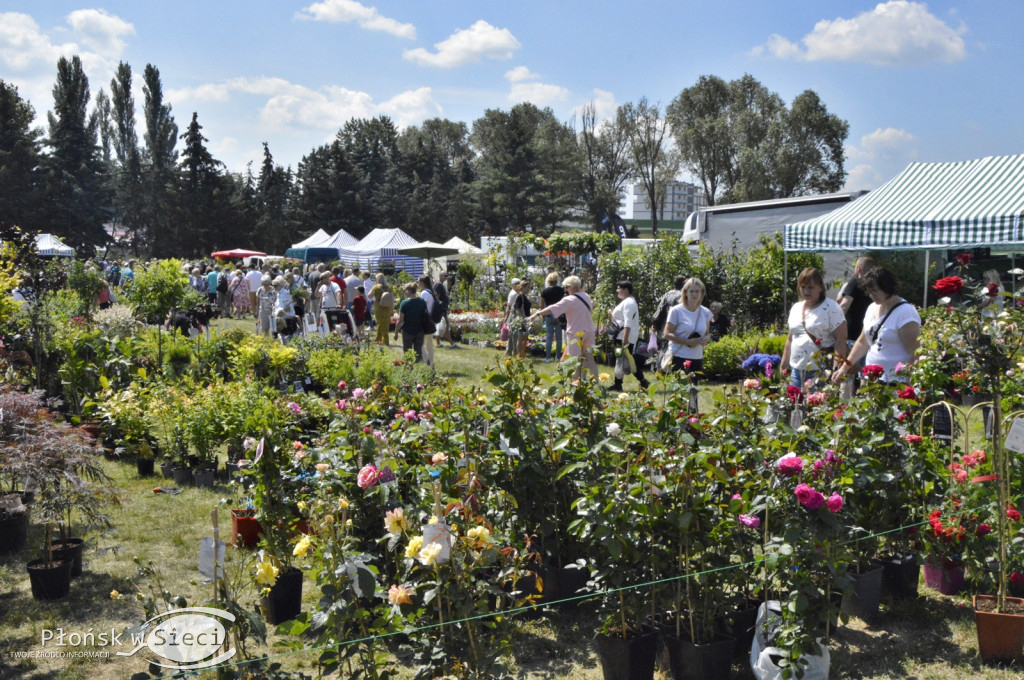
top-left (785, 154), bottom-right (1024, 252)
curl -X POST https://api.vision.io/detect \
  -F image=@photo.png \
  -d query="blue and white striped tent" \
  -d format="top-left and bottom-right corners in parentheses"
top-left (785, 154), bottom-right (1024, 252)
top-left (335, 228), bottom-right (424, 277)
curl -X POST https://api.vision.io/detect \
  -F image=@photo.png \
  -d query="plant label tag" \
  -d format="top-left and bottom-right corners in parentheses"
top-left (198, 538), bottom-right (226, 581)
top-left (1004, 417), bottom-right (1024, 453)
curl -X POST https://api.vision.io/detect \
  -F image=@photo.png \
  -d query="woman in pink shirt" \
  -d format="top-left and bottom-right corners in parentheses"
top-left (528, 275), bottom-right (598, 378)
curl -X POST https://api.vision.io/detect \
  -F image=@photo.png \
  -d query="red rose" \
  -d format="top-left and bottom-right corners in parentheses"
top-left (955, 253), bottom-right (972, 266)
top-left (976, 523), bottom-right (992, 536)
top-left (987, 283), bottom-right (999, 296)
top-left (932, 276), bottom-right (964, 295)
top-left (1011, 572), bottom-right (1024, 587)
top-left (786, 385), bottom-right (803, 404)
top-left (861, 364), bottom-right (885, 379)
top-left (897, 385), bottom-right (918, 401)
top-left (1008, 505), bottom-right (1022, 522)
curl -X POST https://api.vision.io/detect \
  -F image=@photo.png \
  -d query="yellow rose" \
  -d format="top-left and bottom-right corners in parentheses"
top-left (254, 560), bottom-right (280, 585)
top-left (292, 534), bottom-right (314, 558)
top-left (466, 526), bottom-right (492, 544)
top-left (418, 542), bottom-right (443, 566)
top-left (598, 373), bottom-right (610, 382)
top-left (109, 590), bottom-right (120, 600)
top-left (384, 507), bottom-right (407, 535)
top-left (296, 500), bottom-right (307, 512)
top-left (338, 497), bottom-right (350, 510)
top-left (405, 535), bottom-right (424, 559)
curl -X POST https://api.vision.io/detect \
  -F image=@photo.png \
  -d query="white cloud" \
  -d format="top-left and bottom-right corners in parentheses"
top-left (504, 66), bottom-right (537, 83)
top-left (168, 76), bottom-right (441, 132)
top-left (404, 20), bottom-right (520, 68)
top-left (378, 87), bottom-right (443, 126)
top-left (844, 127), bottom-right (918, 190)
top-left (0, 10), bottom-right (133, 126)
top-left (0, 12), bottom-right (77, 72)
top-left (66, 9), bottom-right (135, 59)
top-left (296, 0), bottom-right (415, 39)
top-left (751, 1), bottom-right (966, 66)
top-left (508, 82), bottom-right (570, 107)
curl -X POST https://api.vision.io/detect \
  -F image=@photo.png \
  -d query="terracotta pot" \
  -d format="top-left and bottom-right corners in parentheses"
top-left (231, 509), bottom-right (262, 549)
top-left (974, 594), bottom-right (1024, 664)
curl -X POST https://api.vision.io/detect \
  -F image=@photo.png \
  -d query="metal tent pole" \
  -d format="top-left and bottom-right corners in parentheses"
top-left (923, 250), bottom-right (930, 307)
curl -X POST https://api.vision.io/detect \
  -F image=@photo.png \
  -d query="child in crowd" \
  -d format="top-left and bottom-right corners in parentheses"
top-left (352, 286), bottom-right (367, 336)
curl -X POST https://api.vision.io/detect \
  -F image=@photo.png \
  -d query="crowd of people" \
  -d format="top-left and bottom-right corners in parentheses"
top-left (82, 254), bottom-right (929, 389)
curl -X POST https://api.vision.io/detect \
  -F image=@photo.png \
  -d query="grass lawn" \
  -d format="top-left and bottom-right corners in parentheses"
top-left (0, 320), bottom-right (1018, 679)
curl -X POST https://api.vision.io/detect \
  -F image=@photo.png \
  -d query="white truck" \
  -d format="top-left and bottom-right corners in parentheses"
top-left (682, 191), bottom-right (867, 250)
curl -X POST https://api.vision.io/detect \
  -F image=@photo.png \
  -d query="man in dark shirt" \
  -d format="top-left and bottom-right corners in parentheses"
top-left (433, 272), bottom-right (456, 347)
top-left (837, 256), bottom-right (874, 354)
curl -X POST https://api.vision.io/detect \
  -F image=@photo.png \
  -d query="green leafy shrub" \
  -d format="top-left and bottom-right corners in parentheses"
top-left (703, 335), bottom-right (748, 378)
top-left (754, 333), bottom-right (787, 356)
top-left (306, 348), bottom-right (355, 389)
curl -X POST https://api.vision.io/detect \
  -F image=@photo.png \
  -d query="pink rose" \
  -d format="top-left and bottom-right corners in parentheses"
top-left (795, 483), bottom-right (826, 510)
top-left (776, 454), bottom-right (804, 477)
top-left (357, 464), bottom-right (380, 489)
top-left (352, 388), bottom-right (365, 398)
top-left (739, 514), bottom-right (761, 528)
top-left (904, 434), bottom-right (922, 444)
top-left (827, 493), bottom-right (844, 513)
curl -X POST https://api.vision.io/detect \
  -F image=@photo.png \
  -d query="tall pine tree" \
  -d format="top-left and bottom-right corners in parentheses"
top-left (109, 62), bottom-right (146, 253)
top-left (141, 64), bottom-right (178, 254)
top-left (42, 55), bottom-right (107, 251)
top-left (0, 81), bottom-right (43, 231)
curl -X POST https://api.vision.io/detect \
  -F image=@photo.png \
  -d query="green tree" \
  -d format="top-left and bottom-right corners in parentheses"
top-left (125, 258), bottom-right (192, 369)
top-left (471, 102), bottom-right (578, 236)
top-left (667, 74), bottom-right (848, 205)
top-left (42, 55), bottom-right (108, 251)
top-left (575, 101), bottom-right (631, 228)
top-left (396, 118), bottom-right (478, 241)
top-left (665, 75), bottom-right (733, 207)
top-left (291, 140), bottom-right (359, 238)
top-left (338, 116), bottom-right (401, 234)
top-left (254, 143), bottom-right (293, 252)
top-left (0, 81), bottom-right (43, 230)
top-left (109, 62), bottom-right (146, 253)
top-left (617, 98), bottom-right (674, 237)
top-left (141, 64), bottom-right (178, 255)
top-left (178, 112), bottom-right (231, 255)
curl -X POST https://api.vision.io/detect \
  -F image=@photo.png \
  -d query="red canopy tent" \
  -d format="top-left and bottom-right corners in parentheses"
top-left (211, 249), bottom-right (266, 259)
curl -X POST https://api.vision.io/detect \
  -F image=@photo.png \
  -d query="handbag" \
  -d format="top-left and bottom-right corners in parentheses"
top-left (604, 320), bottom-right (624, 341)
top-left (422, 314), bottom-right (437, 336)
top-left (500, 322), bottom-right (510, 341)
top-left (659, 347), bottom-right (675, 373)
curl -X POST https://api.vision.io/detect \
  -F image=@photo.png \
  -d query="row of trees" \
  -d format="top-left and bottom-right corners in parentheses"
top-left (0, 57), bottom-right (850, 257)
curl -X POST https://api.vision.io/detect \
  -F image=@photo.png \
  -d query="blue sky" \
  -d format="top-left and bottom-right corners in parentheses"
top-left (2, 1), bottom-right (1022, 195)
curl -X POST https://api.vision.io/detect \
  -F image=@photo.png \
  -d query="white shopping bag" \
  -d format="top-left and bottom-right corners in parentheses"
top-left (750, 601), bottom-right (830, 680)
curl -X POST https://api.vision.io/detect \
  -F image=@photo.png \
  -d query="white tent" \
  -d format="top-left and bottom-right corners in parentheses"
top-left (290, 229), bottom-right (329, 249)
top-left (319, 228), bottom-right (359, 250)
top-left (335, 228), bottom-right (424, 276)
top-left (442, 236), bottom-right (484, 255)
top-left (35, 233), bottom-right (74, 257)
